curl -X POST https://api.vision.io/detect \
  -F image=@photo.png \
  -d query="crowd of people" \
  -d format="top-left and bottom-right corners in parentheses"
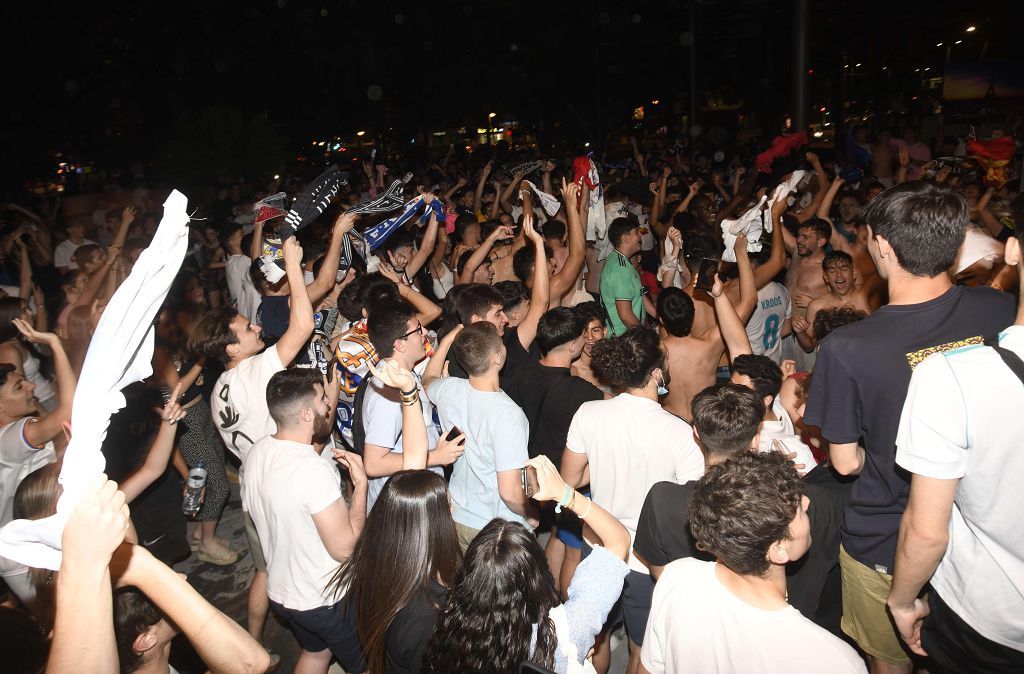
top-left (0, 123), bottom-right (1022, 674)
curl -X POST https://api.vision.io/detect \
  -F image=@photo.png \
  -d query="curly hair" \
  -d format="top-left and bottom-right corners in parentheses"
top-left (422, 519), bottom-right (559, 674)
top-left (731, 354), bottom-right (783, 405)
top-left (590, 326), bottom-right (665, 390)
top-left (689, 451), bottom-right (804, 576)
top-left (813, 306), bottom-right (868, 342)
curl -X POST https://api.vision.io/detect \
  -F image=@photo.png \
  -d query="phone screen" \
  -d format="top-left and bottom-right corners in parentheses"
top-left (521, 465), bottom-right (539, 498)
top-left (694, 257), bottom-right (719, 292)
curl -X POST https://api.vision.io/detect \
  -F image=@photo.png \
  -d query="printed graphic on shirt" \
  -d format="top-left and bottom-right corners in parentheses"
top-left (217, 383), bottom-right (254, 456)
top-left (905, 336), bottom-right (984, 369)
top-left (334, 323), bottom-right (379, 438)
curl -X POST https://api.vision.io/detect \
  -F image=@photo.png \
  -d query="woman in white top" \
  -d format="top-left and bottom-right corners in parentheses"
top-left (0, 297), bottom-right (56, 411)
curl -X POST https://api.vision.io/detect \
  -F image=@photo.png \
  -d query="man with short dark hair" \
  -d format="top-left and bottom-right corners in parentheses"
top-left (635, 383), bottom-right (764, 580)
top-left (601, 216), bottom-right (655, 336)
top-left (805, 181), bottom-right (1014, 673)
top-left (424, 322), bottom-right (534, 550)
top-left (793, 251), bottom-right (873, 353)
top-left (360, 299), bottom-right (461, 510)
top-left (189, 236), bottom-right (314, 658)
top-left (886, 227), bottom-right (1024, 671)
top-left (639, 452), bottom-right (866, 674)
top-left (244, 367), bottom-right (367, 674)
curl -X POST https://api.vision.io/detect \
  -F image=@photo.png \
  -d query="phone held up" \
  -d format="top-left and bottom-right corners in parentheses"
top-left (521, 464), bottom-right (539, 498)
top-left (694, 257), bottom-right (719, 293)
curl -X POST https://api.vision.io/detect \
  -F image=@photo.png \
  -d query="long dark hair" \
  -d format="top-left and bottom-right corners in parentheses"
top-left (328, 471), bottom-right (461, 674)
top-left (0, 297), bottom-right (53, 380)
top-left (422, 519), bottom-right (560, 674)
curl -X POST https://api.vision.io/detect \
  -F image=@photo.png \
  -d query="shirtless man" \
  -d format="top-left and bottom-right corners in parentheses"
top-left (661, 235), bottom-right (756, 421)
top-left (792, 251), bottom-right (873, 352)
top-left (570, 301), bottom-right (609, 391)
top-left (817, 177), bottom-right (885, 309)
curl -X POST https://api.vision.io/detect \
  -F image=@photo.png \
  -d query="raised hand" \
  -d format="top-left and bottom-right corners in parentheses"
top-left (366, 358), bottom-right (416, 392)
top-left (522, 212), bottom-right (542, 244)
top-left (12, 317), bottom-right (57, 347)
top-left (780, 359), bottom-right (797, 377)
top-left (561, 178), bottom-right (580, 210)
top-left (333, 449), bottom-right (367, 488)
top-left (805, 151), bottom-right (820, 165)
top-left (282, 236), bottom-right (303, 269)
top-left (121, 206), bottom-right (137, 227)
top-left (710, 273), bottom-right (725, 298)
top-left (524, 455), bottom-right (569, 503)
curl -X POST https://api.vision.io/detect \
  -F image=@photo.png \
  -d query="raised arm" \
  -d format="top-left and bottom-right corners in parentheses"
top-left (549, 180), bottom-right (586, 303)
top-left (15, 320), bottom-right (75, 448)
top-left (514, 211), bottom-right (549, 350)
top-left (709, 249), bottom-right (754, 359)
top-left (379, 261), bottom-right (442, 326)
top-left (794, 154), bottom-right (827, 224)
top-left (405, 210), bottom-right (439, 280)
top-left (500, 170), bottom-right (526, 214)
top-left (119, 389), bottom-right (187, 504)
top-left (110, 543), bottom-right (270, 674)
top-left (473, 161), bottom-right (493, 215)
top-left (456, 224), bottom-right (511, 285)
top-left (274, 237), bottom-right (315, 366)
top-left (306, 211), bottom-right (358, 306)
top-left (249, 219), bottom-right (264, 261)
top-left (528, 455), bottom-right (630, 561)
top-left (423, 325), bottom-right (462, 392)
top-left (752, 194), bottom-right (791, 288)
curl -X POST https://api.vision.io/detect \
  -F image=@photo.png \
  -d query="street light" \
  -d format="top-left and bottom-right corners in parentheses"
top-left (487, 113), bottom-right (497, 144)
top-left (966, 25), bottom-right (976, 32)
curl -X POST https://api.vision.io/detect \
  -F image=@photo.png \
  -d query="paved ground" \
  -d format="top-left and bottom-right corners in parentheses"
top-left (170, 479), bottom-right (628, 673)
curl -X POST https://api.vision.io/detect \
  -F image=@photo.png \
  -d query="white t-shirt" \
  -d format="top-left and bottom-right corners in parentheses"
top-left (225, 254), bottom-right (262, 322)
top-left (426, 376), bottom-right (529, 531)
top-left (212, 346), bottom-right (284, 464)
top-left (0, 418), bottom-right (56, 577)
top-left (566, 393), bottom-right (705, 573)
top-left (242, 436), bottom-right (343, 610)
top-left (896, 325), bottom-right (1024, 651)
top-left (746, 282), bottom-right (791, 364)
top-left (362, 371), bottom-right (441, 511)
top-left (641, 558), bottom-right (866, 674)
top-left (53, 237), bottom-right (98, 270)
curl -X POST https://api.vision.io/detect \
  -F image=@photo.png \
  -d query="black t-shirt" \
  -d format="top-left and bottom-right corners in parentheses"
top-left (385, 581), bottom-right (447, 674)
top-left (804, 285), bottom-right (1014, 572)
top-left (101, 384), bottom-right (189, 566)
top-left (448, 325), bottom-right (538, 380)
top-left (256, 295), bottom-right (290, 343)
top-left (633, 480), bottom-right (711, 567)
top-left (503, 362), bottom-right (604, 466)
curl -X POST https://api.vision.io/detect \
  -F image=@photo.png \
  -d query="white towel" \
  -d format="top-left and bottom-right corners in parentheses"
top-left (764, 170), bottom-right (806, 233)
top-left (720, 195), bottom-right (768, 262)
top-left (0, 190), bottom-right (190, 571)
top-left (521, 180), bottom-right (561, 217)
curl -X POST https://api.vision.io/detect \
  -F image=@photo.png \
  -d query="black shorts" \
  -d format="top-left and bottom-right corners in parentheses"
top-left (270, 598), bottom-right (365, 673)
top-left (621, 571), bottom-right (655, 646)
top-left (922, 590), bottom-right (1024, 674)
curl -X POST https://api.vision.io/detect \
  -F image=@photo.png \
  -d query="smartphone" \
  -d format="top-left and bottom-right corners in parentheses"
top-left (521, 465), bottom-right (539, 498)
top-left (445, 426), bottom-right (466, 446)
top-left (694, 257), bottom-right (719, 293)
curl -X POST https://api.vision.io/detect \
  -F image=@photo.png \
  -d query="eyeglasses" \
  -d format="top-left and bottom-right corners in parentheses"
top-left (401, 324), bottom-right (425, 340)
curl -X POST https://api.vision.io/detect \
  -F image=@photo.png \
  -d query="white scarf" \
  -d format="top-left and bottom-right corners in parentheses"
top-left (720, 195), bottom-right (768, 262)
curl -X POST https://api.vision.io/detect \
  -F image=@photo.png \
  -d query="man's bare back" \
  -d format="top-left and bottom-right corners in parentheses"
top-left (662, 330), bottom-right (725, 422)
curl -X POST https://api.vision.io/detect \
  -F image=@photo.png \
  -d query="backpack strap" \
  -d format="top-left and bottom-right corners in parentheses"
top-left (350, 373), bottom-right (374, 456)
top-left (984, 335), bottom-right (1024, 386)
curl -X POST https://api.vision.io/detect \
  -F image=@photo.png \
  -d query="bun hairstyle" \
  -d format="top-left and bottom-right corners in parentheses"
top-left (590, 326), bottom-right (665, 390)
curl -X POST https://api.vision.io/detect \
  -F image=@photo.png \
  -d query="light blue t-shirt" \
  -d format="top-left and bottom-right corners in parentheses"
top-left (361, 375), bottom-right (442, 511)
top-left (426, 377), bottom-right (529, 530)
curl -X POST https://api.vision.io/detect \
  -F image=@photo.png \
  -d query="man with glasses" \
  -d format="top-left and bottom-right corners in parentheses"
top-left (360, 299), bottom-right (463, 510)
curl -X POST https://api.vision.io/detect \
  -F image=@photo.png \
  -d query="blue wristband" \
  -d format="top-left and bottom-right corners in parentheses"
top-left (555, 484), bottom-right (573, 513)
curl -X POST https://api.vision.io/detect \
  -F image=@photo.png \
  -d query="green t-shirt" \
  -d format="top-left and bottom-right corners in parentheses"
top-left (600, 250), bottom-right (644, 336)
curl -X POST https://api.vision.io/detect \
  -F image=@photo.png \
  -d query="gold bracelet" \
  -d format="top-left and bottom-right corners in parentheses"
top-left (566, 488), bottom-right (577, 511)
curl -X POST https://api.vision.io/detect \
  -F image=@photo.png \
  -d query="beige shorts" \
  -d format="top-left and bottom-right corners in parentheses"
top-left (454, 521), bottom-right (479, 553)
top-left (244, 510), bottom-right (267, 572)
top-left (839, 545), bottom-right (910, 665)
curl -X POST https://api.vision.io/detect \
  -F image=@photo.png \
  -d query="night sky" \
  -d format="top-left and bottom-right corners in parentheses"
top-left (0, 0), bottom-right (1012, 189)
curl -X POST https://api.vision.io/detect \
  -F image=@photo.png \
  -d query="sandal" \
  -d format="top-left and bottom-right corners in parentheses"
top-left (196, 543), bottom-right (239, 566)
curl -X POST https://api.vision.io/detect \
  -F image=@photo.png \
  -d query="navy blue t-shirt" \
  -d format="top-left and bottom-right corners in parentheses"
top-left (805, 285), bottom-right (1014, 573)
